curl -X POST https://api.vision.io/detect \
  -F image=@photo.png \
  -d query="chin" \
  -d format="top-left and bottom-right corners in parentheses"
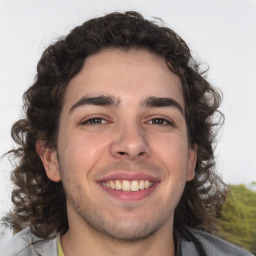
top-left (97, 221), bottom-right (160, 242)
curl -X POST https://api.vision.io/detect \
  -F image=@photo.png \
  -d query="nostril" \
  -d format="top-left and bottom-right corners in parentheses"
top-left (117, 151), bottom-right (146, 157)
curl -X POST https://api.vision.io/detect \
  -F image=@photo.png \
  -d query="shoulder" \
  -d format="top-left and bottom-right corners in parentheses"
top-left (2, 228), bottom-right (58, 256)
top-left (181, 227), bottom-right (253, 256)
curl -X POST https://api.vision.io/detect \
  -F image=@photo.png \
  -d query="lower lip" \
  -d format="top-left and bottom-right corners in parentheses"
top-left (100, 183), bottom-right (158, 201)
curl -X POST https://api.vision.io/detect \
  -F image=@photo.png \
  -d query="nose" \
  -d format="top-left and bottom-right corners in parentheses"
top-left (110, 123), bottom-right (150, 160)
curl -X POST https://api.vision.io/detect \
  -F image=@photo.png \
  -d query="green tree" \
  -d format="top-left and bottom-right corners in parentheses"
top-left (217, 183), bottom-right (256, 254)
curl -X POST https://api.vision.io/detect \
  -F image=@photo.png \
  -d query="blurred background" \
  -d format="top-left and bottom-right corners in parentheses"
top-left (0, 0), bottom-right (255, 252)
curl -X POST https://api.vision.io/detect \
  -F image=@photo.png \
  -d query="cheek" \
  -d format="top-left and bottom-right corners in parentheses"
top-left (153, 135), bottom-right (190, 189)
top-left (156, 135), bottom-right (189, 166)
top-left (59, 132), bottom-right (111, 174)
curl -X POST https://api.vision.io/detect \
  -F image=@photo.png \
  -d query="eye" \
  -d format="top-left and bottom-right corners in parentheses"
top-left (81, 117), bottom-right (107, 125)
top-left (148, 118), bottom-right (173, 126)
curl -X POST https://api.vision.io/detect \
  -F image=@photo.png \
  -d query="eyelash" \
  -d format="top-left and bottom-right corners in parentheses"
top-left (80, 117), bottom-right (173, 127)
top-left (80, 117), bottom-right (107, 125)
top-left (148, 118), bottom-right (174, 126)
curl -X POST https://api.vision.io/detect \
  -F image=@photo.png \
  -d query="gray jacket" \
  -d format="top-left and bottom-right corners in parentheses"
top-left (1, 227), bottom-right (253, 256)
top-left (176, 227), bottom-right (253, 256)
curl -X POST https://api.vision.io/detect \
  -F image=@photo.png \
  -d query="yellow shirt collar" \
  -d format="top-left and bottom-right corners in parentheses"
top-left (57, 235), bottom-right (65, 256)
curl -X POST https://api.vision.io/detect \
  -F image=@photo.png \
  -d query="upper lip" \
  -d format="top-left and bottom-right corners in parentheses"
top-left (97, 171), bottom-right (161, 183)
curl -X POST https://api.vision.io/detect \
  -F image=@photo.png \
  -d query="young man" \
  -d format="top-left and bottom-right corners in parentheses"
top-left (2, 11), bottom-right (253, 256)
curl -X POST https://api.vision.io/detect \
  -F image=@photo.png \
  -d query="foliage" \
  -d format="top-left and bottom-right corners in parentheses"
top-left (217, 183), bottom-right (256, 254)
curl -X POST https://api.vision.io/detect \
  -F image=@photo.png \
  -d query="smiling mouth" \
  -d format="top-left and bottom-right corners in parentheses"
top-left (101, 180), bottom-right (154, 192)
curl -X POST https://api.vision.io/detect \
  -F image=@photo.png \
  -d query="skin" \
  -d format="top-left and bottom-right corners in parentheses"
top-left (39, 49), bottom-right (197, 256)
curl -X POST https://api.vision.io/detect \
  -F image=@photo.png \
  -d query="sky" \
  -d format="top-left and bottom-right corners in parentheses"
top-left (0, 0), bottom-right (256, 217)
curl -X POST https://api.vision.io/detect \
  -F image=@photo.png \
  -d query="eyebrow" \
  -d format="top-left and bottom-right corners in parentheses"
top-left (69, 95), bottom-right (183, 115)
top-left (69, 95), bottom-right (119, 114)
top-left (142, 96), bottom-right (183, 114)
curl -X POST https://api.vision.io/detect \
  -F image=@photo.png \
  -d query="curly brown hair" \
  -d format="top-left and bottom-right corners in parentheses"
top-left (3, 11), bottom-right (226, 239)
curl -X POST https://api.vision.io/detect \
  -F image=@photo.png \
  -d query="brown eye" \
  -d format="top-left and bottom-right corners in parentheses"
top-left (149, 118), bottom-right (173, 126)
top-left (82, 118), bottom-right (106, 125)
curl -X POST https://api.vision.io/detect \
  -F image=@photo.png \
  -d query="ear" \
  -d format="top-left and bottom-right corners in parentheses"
top-left (36, 141), bottom-right (61, 182)
top-left (186, 144), bottom-right (198, 181)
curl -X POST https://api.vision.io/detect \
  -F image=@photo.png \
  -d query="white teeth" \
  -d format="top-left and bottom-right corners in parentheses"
top-left (145, 180), bottom-right (150, 189)
top-left (115, 180), bottom-right (122, 190)
top-left (110, 180), bottom-right (115, 189)
top-left (122, 180), bottom-right (131, 191)
top-left (131, 180), bottom-right (139, 192)
top-left (139, 180), bottom-right (145, 190)
top-left (102, 179), bottom-right (153, 191)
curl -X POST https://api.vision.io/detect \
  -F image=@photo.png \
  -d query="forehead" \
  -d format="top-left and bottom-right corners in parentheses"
top-left (63, 49), bottom-right (184, 110)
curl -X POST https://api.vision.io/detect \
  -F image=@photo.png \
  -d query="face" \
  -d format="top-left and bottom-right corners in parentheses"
top-left (40, 49), bottom-right (197, 241)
